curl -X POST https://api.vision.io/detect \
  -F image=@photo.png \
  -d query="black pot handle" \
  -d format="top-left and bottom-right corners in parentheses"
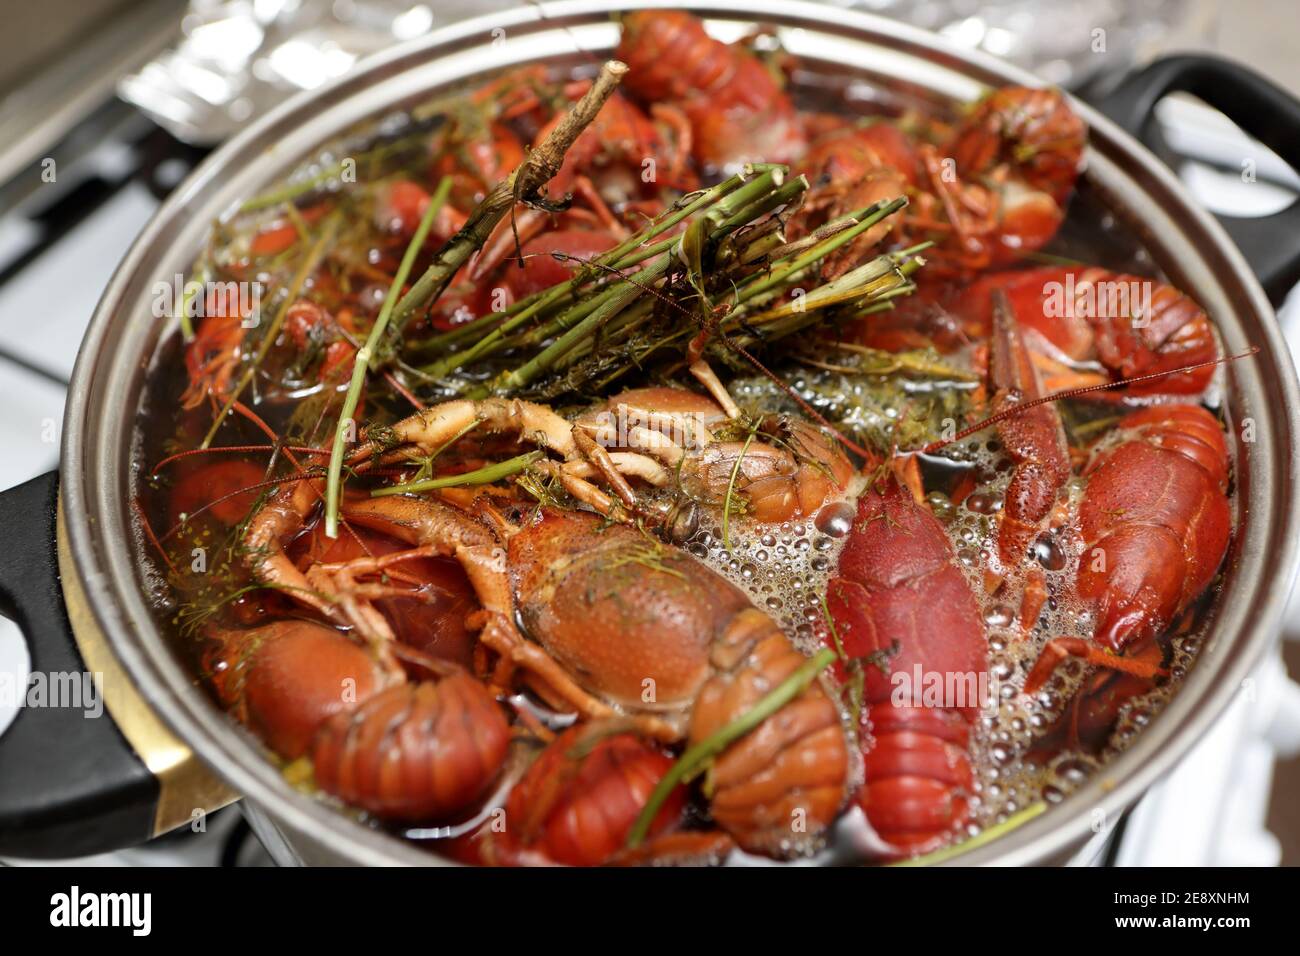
top-left (1096, 54), bottom-right (1300, 305)
top-left (0, 471), bottom-right (161, 858)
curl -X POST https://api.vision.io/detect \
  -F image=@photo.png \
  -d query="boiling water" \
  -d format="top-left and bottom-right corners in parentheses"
top-left (685, 514), bottom-right (845, 647)
top-left (683, 423), bottom-right (1215, 850)
top-left (129, 51), bottom-right (1230, 863)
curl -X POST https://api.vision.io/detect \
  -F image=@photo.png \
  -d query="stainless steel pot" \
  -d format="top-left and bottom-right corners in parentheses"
top-left (2, 0), bottom-right (1299, 866)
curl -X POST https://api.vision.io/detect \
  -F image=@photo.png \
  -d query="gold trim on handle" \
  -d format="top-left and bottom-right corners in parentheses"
top-left (55, 498), bottom-right (239, 835)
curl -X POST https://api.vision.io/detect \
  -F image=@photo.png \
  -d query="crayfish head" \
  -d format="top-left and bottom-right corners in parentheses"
top-left (686, 417), bottom-right (854, 525)
top-left (504, 509), bottom-right (746, 719)
top-left (204, 619), bottom-right (388, 760)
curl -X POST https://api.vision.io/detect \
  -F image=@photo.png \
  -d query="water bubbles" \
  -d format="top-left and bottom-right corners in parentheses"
top-left (681, 427), bottom-right (1212, 854)
top-left (689, 512), bottom-right (846, 646)
top-left (814, 500), bottom-right (856, 537)
top-left (985, 605), bottom-right (1015, 628)
top-left (1033, 533), bottom-right (1067, 571)
top-left (924, 490), bottom-right (955, 522)
top-left (1051, 756), bottom-right (1094, 788)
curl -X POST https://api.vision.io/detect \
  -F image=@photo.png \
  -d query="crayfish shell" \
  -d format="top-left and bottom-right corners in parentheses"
top-left (311, 674), bottom-right (510, 823)
top-left (483, 725), bottom-right (685, 867)
top-left (208, 620), bottom-right (387, 760)
top-left (689, 608), bottom-right (851, 856)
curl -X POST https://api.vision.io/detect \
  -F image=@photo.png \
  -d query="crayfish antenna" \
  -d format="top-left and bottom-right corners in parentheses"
top-left (922, 346), bottom-right (1259, 456)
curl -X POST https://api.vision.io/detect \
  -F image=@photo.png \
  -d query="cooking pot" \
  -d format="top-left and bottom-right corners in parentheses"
top-left (2, 0), bottom-right (1299, 866)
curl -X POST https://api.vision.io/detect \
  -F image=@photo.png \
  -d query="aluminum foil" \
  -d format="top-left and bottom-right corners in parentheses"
top-left (850, 0), bottom-right (1206, 88)
top-left (119, 0), bottom-right (1206, 145)
top-left (117, 0), bottom-right (517, 144)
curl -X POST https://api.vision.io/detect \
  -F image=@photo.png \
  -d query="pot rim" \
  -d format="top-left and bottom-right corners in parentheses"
top-left (60, 0), bottom-right (1300, 866)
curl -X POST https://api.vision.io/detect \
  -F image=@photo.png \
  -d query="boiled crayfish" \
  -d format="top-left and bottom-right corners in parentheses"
top-left (147, 9), bottom-right (1240, 867)
top-left (234, 472), bottom-right (853, 859)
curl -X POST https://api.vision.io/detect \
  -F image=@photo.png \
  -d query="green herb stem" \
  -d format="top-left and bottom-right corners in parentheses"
top-left (418, 169), bottom-right (780, 378)
top-left (385, 62), bottom-right (628, 342)
top-left (625, 647), bottom-right (837, 848)
top-left (370, 450), bottom-right (543, 496)
top-left (730, 197), bottom-right (907, 307)
top-left (177, 264), bottom-right (208, 343)
top-left (721, 428), bottom-right (756, 550)
top-left (322, 177), bottom-right (449, 537)
top-left (238, 135), bottom-right (425, 213)
top-left (200, 214), bottom-right (341, 449)
top-left (484, 255), bottom-right (673, 396)
top-left (888, 802), bottom-right (1047, 866)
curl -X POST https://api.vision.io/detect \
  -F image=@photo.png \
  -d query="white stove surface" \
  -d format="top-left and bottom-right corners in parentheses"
top-left (1111, 103), bottom-right (1300, 867)
top-left (1, 85), bottom-right (1298, 868)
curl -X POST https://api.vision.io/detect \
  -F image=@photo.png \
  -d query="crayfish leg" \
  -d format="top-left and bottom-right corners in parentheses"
top-left (988, 288), bottom-right (1070, 572)
top-left (1022, 636), bottom-right (1167, 697)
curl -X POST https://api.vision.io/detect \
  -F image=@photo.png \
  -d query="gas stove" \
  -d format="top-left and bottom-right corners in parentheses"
top-left (1, 18), bottom-right (1298, 869)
